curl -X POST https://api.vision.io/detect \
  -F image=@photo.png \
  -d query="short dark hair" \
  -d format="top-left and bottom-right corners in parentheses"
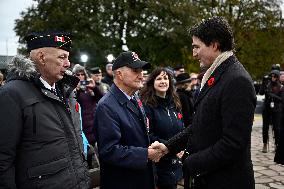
top-left (190, 17), bottom-right (234, 52)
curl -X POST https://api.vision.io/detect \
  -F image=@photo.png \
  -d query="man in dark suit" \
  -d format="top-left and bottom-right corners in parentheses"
top-left (93, 51), bottom-right (157, 189)
top-left (151, 17), bottom-right (256, 189)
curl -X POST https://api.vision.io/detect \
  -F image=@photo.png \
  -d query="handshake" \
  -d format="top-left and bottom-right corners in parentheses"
top-left (147, 141), bottom-right (169, 162)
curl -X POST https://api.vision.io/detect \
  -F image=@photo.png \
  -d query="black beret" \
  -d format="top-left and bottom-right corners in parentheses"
top-left (24, 31), bottom-right (72, 52)
top-left (90, 67), bottom-right (102, 74)
top-left (175, 73), bottom-right (191, 84)
top-left (173, 64), bottom-right (184, 71)
top-left (112, 51), bottom-right (151, 71)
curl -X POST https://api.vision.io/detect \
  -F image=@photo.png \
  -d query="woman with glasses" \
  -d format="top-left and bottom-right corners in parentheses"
top-left (72, 64), bottom-right (103, 169)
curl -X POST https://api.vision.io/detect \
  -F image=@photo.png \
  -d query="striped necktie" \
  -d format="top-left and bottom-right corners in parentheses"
top-left (130, 97), bottom-right (139, 109)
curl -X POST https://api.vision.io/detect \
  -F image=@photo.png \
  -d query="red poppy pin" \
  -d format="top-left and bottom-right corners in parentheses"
top-left (207, 77), bottom-right (215, 87)
top-left (178, 113), bottom-right (183, 120)
top-left (75, 102), bottom-right (80, 112)
top-left (137, 99), bottom-right (143, 107)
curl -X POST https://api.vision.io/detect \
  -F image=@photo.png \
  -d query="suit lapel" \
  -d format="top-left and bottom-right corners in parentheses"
top-left (126, 99), bottom-right (141, 118)
top-left (109, 85), bottom-right (146, 124)
top-left (194, 56), bottom-right (235, 108)
top-left (133, 95), bottom-right (148, 130)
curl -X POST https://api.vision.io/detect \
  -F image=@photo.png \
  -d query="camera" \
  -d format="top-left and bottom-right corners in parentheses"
top-left (80, 80), bottom-right (90, 86)
top-left (79, 80), bottom-right (90, 91)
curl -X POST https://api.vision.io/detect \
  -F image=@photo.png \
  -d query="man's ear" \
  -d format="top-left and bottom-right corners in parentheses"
top-left (116, 69), bottom-right (123, 79)
top-left (37, 51), bottom-right (45, 65)
top-left (211, 41), bottom-right (220, 52)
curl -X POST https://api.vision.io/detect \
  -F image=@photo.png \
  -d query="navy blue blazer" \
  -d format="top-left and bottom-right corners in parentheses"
top-left (94, 84), bottom-right (155, 189)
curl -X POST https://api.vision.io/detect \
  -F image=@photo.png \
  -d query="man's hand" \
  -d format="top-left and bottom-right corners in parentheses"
top-left (150, 141), bottom-right (169, 154)
top-left (87, 79), bottom-right (95, 88)
top-left (176, 150), bottom-right (184, 159)
top-left (148, 141), bottom-right (169, 162)
top-left (148, 148), bottom-right (164, 162)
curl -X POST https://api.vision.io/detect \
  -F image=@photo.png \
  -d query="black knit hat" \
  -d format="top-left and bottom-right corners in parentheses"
top-left (270, 70), bottom-right (280, 77)
top-left (24, 31), bottom-right (72, 52)
top-left (112, 51), bottom-right (151, 71)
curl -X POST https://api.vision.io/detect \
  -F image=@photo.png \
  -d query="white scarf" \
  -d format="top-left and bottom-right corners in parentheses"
top-left (200, 51), bottom-right (233, 91)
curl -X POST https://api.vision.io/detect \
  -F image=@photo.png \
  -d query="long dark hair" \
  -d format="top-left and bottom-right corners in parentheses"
top-left (140, 67), bottom-right (181, 111)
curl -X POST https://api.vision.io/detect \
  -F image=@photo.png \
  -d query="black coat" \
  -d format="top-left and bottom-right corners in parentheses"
top-left (259, 80), bottom-right (283, 113)
top-left (176, 89), bottom-right (194, 127)
top-left (144, 96), bottom-right (184, 186)
top-left (0, 56), bottom-right (90, 188)
top-left (94, 84), bottom-right (155, 189)
top-left (101, 74), bottom-right (113, 87)
top-left (165, 56), bottom-right (256, 189)
top-left (274, 90), bottom-right (284, 164)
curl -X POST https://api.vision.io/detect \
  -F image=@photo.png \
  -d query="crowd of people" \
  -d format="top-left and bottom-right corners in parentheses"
top-left (0, 16), bottom-right (280, 189)
top-left (258, 65), bottom-right (284, 165)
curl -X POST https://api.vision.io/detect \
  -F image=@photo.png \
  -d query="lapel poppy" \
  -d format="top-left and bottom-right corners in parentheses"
top-left (75, 102), bottom-right (80, 112)
top-left (207, 77), bottom-right (215, 87)
top-left (137, 99), bottom-right (143, 107)
top-left (177, 113), bottom-right (183, 120)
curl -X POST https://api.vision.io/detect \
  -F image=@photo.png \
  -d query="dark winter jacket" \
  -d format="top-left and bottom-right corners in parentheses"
top-left (144, 96), bottom-right (184, 186)
top-left (259, 80), bottom-right (283, 113)
top-left (0, 55), bottom-right (90, 189)
top-left (165, 56), bottom-right (256, 189)
top-left (101, 74), bottom-right (113, 87)
top-left (176, 89), bottom-right (194, 127)
top-left (94, 84), bottom-right (155, 189)
top-left (274, 91), bottom-right (284, 164)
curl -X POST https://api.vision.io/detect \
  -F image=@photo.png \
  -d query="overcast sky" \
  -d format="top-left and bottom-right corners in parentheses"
top-left (0, 0), bottom-right (36, 56)
top-left (0, 1), bottom-right (284, 56)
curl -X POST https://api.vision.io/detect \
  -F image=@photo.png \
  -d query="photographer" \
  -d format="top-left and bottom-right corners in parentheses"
top-left (73, 64), bottom-right (103, 169)
top-left (259, 69), bottom-right (283, 153)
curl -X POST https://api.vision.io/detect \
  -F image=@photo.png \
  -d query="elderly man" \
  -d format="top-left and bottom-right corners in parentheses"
top-left (0, 32), bottom-right (90, 188)
top-left (151, 17), bottom-right (256, 189)
top-left (94, 51), bottom-right (157, 189)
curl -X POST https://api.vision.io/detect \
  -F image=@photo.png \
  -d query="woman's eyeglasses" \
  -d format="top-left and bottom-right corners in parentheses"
top-left (76, 73), bottom-right (85, 76)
